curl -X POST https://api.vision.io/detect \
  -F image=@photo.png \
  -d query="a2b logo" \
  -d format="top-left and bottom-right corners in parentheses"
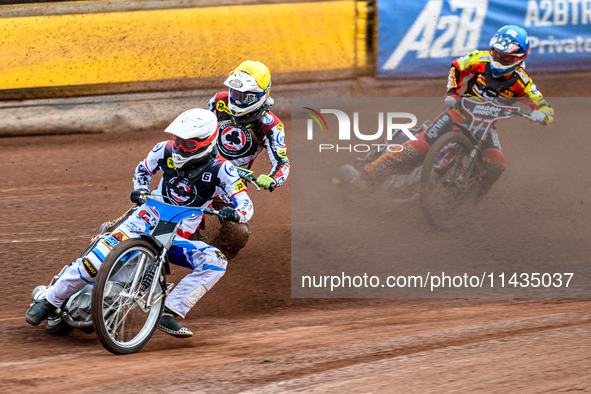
top-left (383, 0), bottom-right (487, 70)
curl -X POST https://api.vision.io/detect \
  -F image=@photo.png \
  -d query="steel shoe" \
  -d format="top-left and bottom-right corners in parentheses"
top-left (339, 164), bottom-right (371, 188)
top-left (26, 298), bottom-right (57, 326)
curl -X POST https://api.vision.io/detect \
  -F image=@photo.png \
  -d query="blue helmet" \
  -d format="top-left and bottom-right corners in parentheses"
top-left (489, 25), bottom-right (530, 77)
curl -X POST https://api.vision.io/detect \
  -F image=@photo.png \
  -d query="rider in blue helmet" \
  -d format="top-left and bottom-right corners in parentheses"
top-left (343, 25), bottom-right (554, 196)
top-left (489, 25), bottom-right (530, 78)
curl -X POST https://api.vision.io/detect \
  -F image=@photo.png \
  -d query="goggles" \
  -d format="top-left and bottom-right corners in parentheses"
top-left (229, 88), bottom-right (266, 106)
top-left (173, 132), bottom-right (216, 153)
top-left (490, 48), bottom-right (523, 66)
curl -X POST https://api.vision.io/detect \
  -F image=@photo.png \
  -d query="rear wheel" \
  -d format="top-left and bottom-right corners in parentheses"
top-left (419, 132), bottom-right (480, 228)
top-left (91, 239), bottom-right (165, 355)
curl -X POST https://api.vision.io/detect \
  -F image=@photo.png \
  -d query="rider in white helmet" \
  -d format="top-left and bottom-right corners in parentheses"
top-left (26, 108), bottom-right (254, 338)
top-left (207, 60), bottom-right (290, 259)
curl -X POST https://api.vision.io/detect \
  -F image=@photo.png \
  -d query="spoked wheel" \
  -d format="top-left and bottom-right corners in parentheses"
top-left (419, 132), bottom-right (481, 229)
top-left (91, 239), bottom-right (165, 355)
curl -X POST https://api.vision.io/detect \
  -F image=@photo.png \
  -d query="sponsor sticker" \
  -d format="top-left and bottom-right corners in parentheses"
top-left (216, 100), bottom-right (231, 114)
top-left (82, 257), bottom-right (98, 278)
top-left (262, 113), bottom-right (274, 125)
top-left (152, 141), bottom-right (166, 153)
top-left (167, 157), bottom-right (176, 169)
top-left (224, 163), bottom-right (239, 178)
top-left (215, 250), bottom-right (228, 262)
top-left (101, 235), bottom-right (120, 250)
top-left (276, 130), bottom-right (286, 147)
top-left (229, 79), bottom-right (243, 88)
top-left (110, 230), bottom-right (130, 242)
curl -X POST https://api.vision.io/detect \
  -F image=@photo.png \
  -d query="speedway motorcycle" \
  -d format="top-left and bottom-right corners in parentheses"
top-left (29, 168), bottom-right (268, 354)
top-left (341, 96), bottom-right (536, 227)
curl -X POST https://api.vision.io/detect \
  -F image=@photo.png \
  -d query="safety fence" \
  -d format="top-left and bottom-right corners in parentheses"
top-left (0, 0), bottom-right (368, 99)
top-left (2, 0), bottom-right (590, 100)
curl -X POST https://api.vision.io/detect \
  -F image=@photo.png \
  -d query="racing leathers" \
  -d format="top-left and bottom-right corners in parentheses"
top-left (42, 140), bottom-right (253, 318)
top-left (205, 91), bottom-right (289, 258)
top-left (364, 49), bottom-right (554, 193)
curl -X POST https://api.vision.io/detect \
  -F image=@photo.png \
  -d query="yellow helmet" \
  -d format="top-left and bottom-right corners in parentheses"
top-left (224, 60), bottom-right (272, 117)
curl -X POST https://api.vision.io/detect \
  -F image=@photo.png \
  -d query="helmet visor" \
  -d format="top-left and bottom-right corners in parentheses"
top-left (490, 48), bottom-right (523, 66)
top-left (229, 88), bottom-right (265, 106)
top-left (173, 133), bottom-right (216, 153)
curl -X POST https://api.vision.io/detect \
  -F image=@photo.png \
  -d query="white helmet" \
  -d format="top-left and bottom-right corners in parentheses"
top-left (164, 108), bottom-right (218, 169)
top-left (224, 60), bottom-right (272, 117)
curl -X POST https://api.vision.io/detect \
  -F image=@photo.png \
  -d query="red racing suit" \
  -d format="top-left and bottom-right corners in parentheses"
top-left (208, 92), bottom-right (290, 188)
top-left (365, 50), bottom-right (554, 191)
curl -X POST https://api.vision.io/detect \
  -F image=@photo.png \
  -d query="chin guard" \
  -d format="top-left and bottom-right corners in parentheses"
top-left (231, 97), bottom-right (274, 127)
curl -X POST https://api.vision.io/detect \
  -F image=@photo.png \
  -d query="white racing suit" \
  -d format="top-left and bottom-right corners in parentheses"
top-left (208, 91), bottom-right (290, 187)
top-left (45, 140), bottom-right (253, 318)
top-left (205, 92), bottom-right (289, 257)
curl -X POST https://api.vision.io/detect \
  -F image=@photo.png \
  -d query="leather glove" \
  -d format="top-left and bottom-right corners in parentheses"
top-left (444, 95), bottom-right (458, 107)
top-left (219, 207), bottom-right (241, 223)
top-left (130, 188), bottom-right (148, 204)
top-left (256, 174), bottom-right (277, 191)
top-left (530, 110), bottom-right (547, 123)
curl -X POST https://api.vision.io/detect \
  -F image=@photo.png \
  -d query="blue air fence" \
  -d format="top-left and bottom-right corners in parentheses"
top-left (377, 0), bottom-right (591, 77)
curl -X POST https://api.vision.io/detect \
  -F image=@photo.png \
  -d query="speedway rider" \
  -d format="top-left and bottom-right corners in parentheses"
top-left (207, 60), bottom-right (290, 258)
top-left (26, 108), bottom-right (254, 338)
top-left (343, 25), bottom-right (554, 194)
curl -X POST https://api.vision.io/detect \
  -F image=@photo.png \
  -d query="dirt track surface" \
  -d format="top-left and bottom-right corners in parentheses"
top-left (1, 74), bottom-right (591, 393)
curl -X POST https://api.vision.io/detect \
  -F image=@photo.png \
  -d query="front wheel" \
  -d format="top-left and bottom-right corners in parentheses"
top-left (419, 131), bottom-right (480, 228)
top-left (91, 239), bottom-right (165, 355)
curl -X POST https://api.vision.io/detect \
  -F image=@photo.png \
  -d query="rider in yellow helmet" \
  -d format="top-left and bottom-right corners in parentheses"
top-left (207, 60), bottom-right (290, 259)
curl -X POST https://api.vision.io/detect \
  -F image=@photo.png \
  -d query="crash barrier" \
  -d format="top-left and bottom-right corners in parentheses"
top-left (377, 0), bottom-right (591, 77)
top-left (0, 0), bottom-right (367, 99)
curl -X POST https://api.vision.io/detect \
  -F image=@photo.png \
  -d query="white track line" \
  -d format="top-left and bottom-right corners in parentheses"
top-left (0, 351), bottom-right (103, 368)
top-left (0, 238), bottom-right (61, 244)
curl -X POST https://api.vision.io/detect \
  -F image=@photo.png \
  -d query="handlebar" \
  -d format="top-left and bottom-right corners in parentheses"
top-left (136, 193), bottom-right (242, 223)
top-left (241, 173), bottom-right (277, 192)
top-left (236, 167), bottom-right (276, 192)
top-left (516, 111), bottom-right (536, 121)
top-left (203, 207), bottom-right (221, 217)
top-left (457, 95), bottom-right (540, 123)
top-left (137, 193), bottom-right (219, 216)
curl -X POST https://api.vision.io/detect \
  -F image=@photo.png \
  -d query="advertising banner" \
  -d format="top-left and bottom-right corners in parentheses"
top-left (377, 0), bottom-right (591, 77)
